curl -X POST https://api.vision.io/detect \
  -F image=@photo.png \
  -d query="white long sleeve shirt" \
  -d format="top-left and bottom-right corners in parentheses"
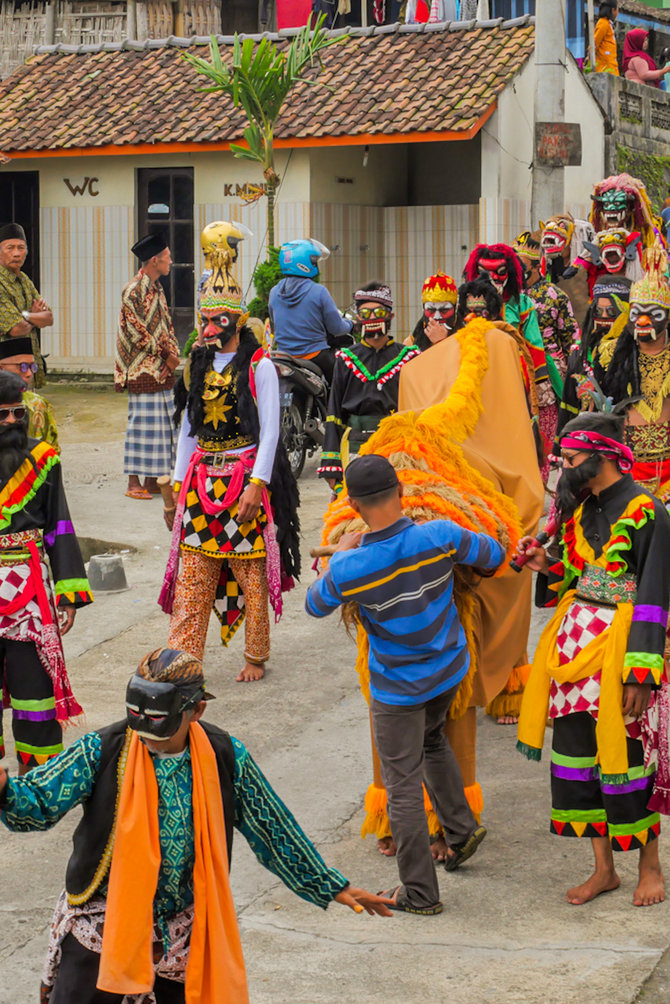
top-left (173, 351), bottom-right (280, 485)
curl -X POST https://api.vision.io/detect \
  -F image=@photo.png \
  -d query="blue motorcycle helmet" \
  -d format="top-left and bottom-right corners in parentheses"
top-left (279, 238), bottom-right (330, 279)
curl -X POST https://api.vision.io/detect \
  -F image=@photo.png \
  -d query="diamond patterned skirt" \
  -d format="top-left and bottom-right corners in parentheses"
top-left (180, 464), bottom-right (267, 558)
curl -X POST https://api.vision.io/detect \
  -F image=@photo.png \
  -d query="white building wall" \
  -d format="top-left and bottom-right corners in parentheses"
top-left (8, 57), bottom-right (605, 368)
top-left (481, 54), bottom-right (605, 232)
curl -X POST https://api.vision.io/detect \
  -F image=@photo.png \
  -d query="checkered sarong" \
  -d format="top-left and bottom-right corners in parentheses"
top-left (123, 389), bottom-right (176, 477)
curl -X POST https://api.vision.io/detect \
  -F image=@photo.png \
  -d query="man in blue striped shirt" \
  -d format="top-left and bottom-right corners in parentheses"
top-left (306, 455), bottom-right (505, 914)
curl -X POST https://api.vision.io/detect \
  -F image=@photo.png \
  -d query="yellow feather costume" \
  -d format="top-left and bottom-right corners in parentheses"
top-left (320, 319), bottom-right (543, 838)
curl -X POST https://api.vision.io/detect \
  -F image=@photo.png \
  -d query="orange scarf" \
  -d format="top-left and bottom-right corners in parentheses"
top-left (97, 724), bottom-right (248, 1003)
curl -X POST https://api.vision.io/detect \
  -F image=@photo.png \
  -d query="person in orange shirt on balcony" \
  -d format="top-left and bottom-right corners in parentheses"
top-left (594, 1), bottom-right (619, 75)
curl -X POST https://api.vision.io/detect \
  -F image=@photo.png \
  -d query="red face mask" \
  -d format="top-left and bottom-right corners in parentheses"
top-left (476, 257), bottom-right (509, 296)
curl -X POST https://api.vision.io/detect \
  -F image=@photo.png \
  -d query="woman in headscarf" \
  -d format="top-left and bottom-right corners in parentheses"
top-left (623, 28), bottom-right (670, 87)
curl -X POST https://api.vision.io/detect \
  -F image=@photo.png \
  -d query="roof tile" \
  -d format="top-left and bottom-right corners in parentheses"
top-left (0, 19), bottom-right (534, 153)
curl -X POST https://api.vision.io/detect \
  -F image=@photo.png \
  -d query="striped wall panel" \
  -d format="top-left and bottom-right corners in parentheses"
top-left (40, 205), bottom-right (133, 364)
top-left (43, 196), bottom-right (539, 364)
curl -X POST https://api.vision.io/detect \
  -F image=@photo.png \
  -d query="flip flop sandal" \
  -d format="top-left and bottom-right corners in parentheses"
top-left (377, 886), bottom-right (443, 916)
top-left (445, 824), bottom-right (487, 872)
top-left (125, 488), bottom-right (153, 500)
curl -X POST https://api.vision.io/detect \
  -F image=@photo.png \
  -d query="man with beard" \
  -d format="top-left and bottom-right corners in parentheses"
top-left (555, 276), bottom-right (631, 445)
top-left (160, 256), bottom-right (299, 683)
top-left (517, 412), bottom-right (670, 908)
top-left (600, 246), bottom-right (670, 502)
top-left (318, 282), bottom-right (418, 489)
top-left (0, 371), bottom-right (91, 774)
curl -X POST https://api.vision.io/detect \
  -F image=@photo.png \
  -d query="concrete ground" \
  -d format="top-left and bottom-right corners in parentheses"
top-left (0, 385), bottom-right (669, 1003)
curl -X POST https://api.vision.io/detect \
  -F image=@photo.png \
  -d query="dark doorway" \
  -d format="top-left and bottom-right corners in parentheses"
top-left (0, 172), bottom-right (40, 287)
top-left (136, 167), bottom-right (194, 346)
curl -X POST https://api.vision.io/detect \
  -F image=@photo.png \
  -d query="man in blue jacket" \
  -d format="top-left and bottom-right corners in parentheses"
top-left (269, 239), bottom-right (353, 383)
top-left (306, 455), bottom-right (505, 915)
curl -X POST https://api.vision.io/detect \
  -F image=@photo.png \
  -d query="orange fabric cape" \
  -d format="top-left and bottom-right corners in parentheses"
top-left (398, 324), bottom-right (544, 703)
top-left (97, 724), bottom-right (248, 1003)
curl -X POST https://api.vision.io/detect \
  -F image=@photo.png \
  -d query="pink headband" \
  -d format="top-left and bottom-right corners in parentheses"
top-left (560, 430), bottom-right (634, 472)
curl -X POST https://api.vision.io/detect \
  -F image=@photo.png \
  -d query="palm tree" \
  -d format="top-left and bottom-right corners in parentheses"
top-left (184, 17), bottom-right (344, 248)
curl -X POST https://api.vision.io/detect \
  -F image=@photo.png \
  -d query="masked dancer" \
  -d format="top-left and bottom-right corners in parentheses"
top-left (517, 411), bottom-right (670, 908)
top-left (600, 245), bottom-right (670, 502)
top-left (318, 282), bottom-right (418, 489)
top-left (409, 271), bottom-right (459, 349)
top-left (555, 276), bottom-right (631, 445)
top-left (0, 647), bottom-right (392, 1003)
top-left (160, 256), bottom-right (299, 682)
top-left (0, 371), bottom-right (91, 773)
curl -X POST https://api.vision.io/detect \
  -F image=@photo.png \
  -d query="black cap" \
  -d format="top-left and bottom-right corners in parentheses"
top-left (0, 337), bottom-right (33, 360)
top-left (131, 232), bottom-right (168, 261)
top-left (345, 454), bottom-right (400, 498)
top-left (0, 223), bottom-right (27, 244)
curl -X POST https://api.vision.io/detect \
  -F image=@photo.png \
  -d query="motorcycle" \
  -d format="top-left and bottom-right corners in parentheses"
top-left (271, 331), bottom-right (355, 479)
top-left (271, 351), bottom-right (329, 479)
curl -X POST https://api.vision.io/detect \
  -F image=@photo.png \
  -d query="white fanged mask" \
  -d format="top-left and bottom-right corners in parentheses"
top-left (629, 303), bottom-right (669, 343)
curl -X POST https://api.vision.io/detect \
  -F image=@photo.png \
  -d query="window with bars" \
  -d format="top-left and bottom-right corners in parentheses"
top-left (136, 167), bottom-right (195, 346)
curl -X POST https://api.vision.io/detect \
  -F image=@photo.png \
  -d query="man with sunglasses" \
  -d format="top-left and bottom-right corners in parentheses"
top-left (0, 370), bottom-right (91, 776)
top-left (318, 282), bottom-right (418, 489)
top-left (0, 336), bottom-right (59, 451)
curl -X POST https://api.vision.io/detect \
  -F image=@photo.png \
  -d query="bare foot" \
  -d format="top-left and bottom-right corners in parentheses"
top-left (236, 661), bottom-right (265, 682)
top-left (497, 715), bottom-right (519, 725)
top-left (566, 869), bottom-right (620, 905)
top-left (377, 837), bottom-right (397, 857)
top-left (431, 835), bottom-right (449, 862)
top-left (634, 865), bottom-right (665, 907)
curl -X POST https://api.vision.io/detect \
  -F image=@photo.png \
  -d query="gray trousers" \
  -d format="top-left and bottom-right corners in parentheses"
top-left (371, 686), bottom-right (477, 907)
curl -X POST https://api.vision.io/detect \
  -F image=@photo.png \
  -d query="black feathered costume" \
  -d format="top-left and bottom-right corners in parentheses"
top-left (161, 327), bottom-right (300, 664)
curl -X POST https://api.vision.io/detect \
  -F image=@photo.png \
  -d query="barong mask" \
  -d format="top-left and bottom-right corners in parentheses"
top-left (593, 189), bottom-right (633, 229)
top-left (590, 175), bottom-right (656, 247)
top-left (539, 216), bottom-right (574, 262)
top-left (512, 230), bottom-right (541, 285)
top-left (421, 273), bottom-right (458, 332)
top-left (458, 278), bottom-right (502, 324)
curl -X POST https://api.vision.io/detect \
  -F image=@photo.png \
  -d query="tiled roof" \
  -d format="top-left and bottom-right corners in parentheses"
top-left (619, 0), bottom-right (670, 25)
top-left (0, 16), bottom-right (534, 154)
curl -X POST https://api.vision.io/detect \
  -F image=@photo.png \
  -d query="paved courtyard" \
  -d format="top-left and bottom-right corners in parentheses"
top-left (0, 385), bottom-right (667, 1003)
